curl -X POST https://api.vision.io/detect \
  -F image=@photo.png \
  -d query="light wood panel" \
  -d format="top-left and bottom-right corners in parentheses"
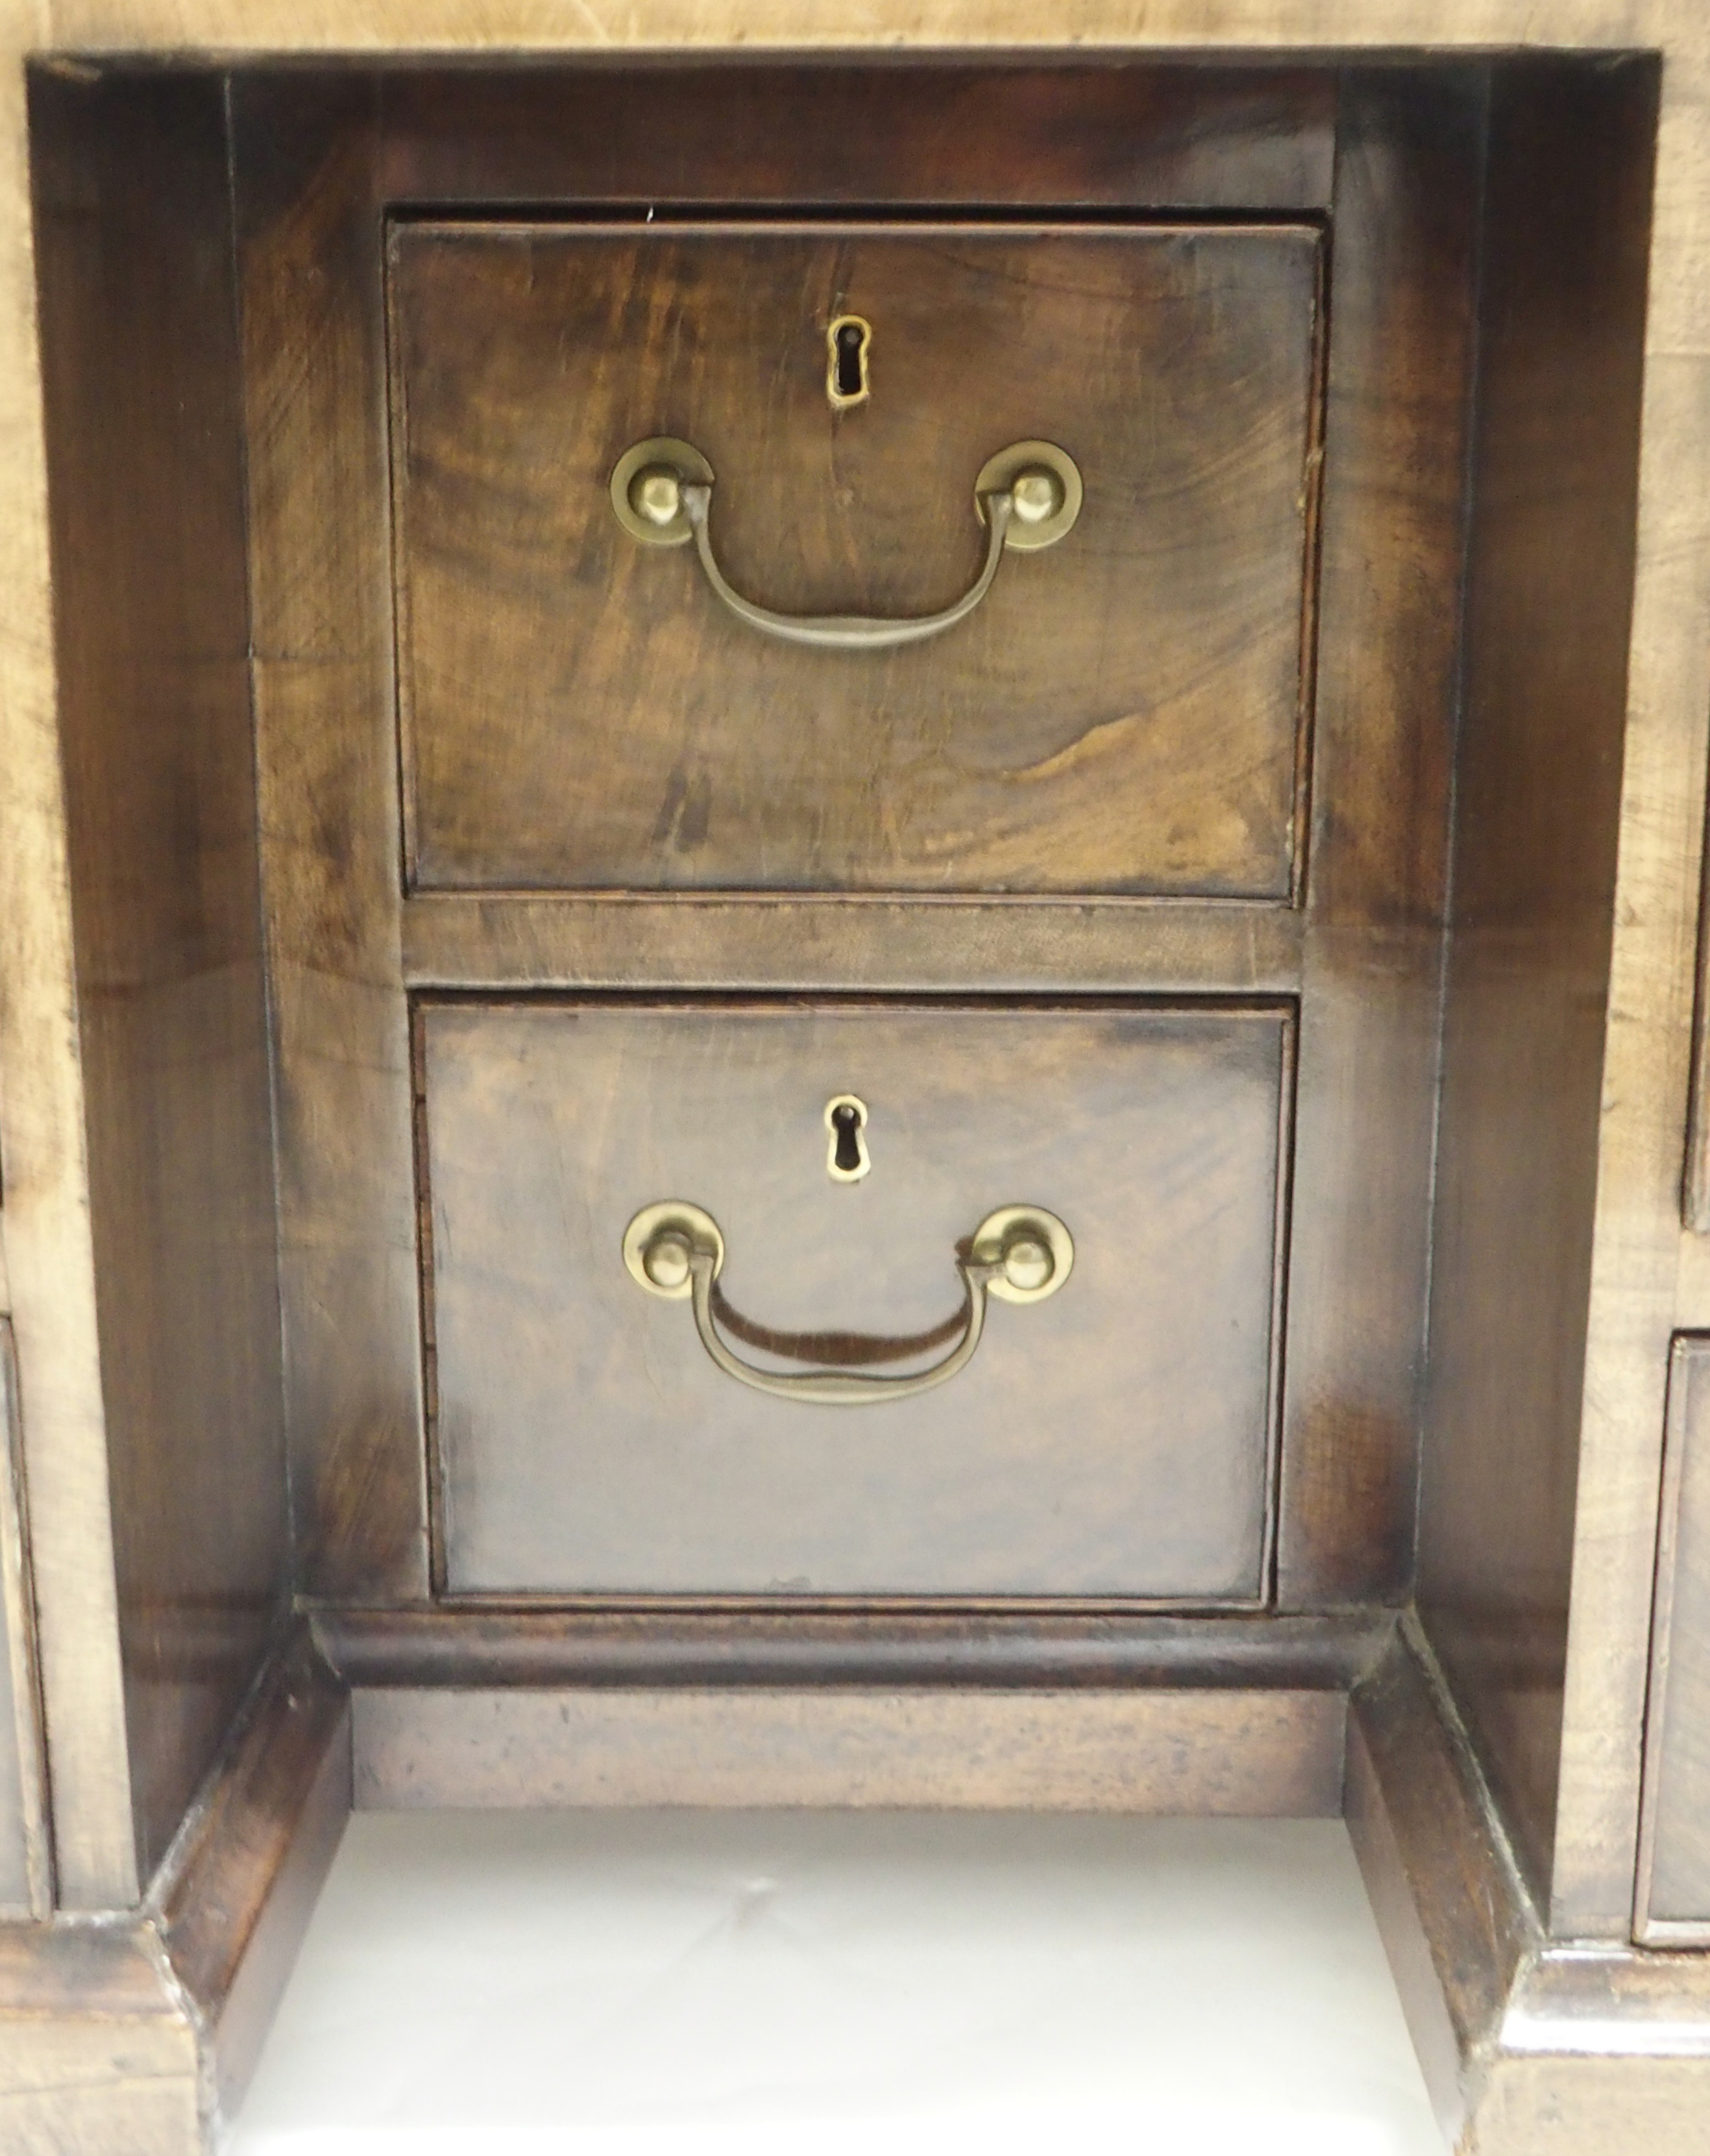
top-left (0, 1922), bottom-right (199, 2155)
top-left (0, 1623), bottom-right (350, 2152)
top-left (0, 1324), bottom-right (50, 1918)
top-left (1636, 1335), bottom-right (1710, 1941)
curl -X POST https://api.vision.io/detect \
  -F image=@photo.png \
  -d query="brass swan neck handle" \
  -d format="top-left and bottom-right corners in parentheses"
top-left (681, 482), bottom-right (1010, 651)
top-left (608, 437), bottom-right (1082, 654)
top-left (622, 1201), bottom-right (1073, 1407)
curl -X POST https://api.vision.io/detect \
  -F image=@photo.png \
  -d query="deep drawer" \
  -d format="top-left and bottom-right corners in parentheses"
top-left (391, 221), bottom-right (1322, 899)
top-left (420, 1000), bottom-right (1291, 1599)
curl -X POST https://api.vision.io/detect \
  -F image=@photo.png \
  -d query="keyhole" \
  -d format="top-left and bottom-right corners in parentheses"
top-left (831, 1104), bottom-right (862, 1171)
top-left (824, 1094), bottom-right (871, 1181)
top-left (826, 316), bottom-right (872, 410)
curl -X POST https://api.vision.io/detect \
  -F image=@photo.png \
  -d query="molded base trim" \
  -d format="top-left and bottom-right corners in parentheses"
top-left (6, 1612), bottom-right (1710, 2152)
top-left (352, 1684), bottom-right (1349, 1813)
top-left (0, 1620), bottom-right (349, 2154)
top-left (1347, 1617), bottom-right (1710, 2155)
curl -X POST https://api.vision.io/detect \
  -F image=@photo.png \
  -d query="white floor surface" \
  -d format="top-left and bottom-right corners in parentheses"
top-left (228, 1809), bottom-right (1445, 2156)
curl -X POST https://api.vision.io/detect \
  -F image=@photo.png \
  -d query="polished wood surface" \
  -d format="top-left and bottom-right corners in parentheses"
top-left (0, 1621), bottom-right (350, 2153)
top-left (30, 66), bottom-right (291, 1892)
top-left (1685, 863), bottom-right (1710, 1226)
top-left (1636, 1336), bottom-right (1710, 1941)
top-left (227, 60), bottom-right (1344, 1606)
top-left (153, 1625), bottom-right (351, 2119)
top-left (2, 27), bottom-right (1710, 2155)
top-left (0, 1324), bottom-right (49, 1918)
top-left (312, 1605), bottom-right (1391, 1690)
top-left (1348, 1613), bottom-right (1710, 2156)
top-left (422, 1000), bottom-right (1288, 1597)
top-left (238, 58), bottom-right (1483, 1634)
top-left (0, 1919), bottom-right (201, 2154)
top-left (374, 60), bottom-right (1337, 214)
top-left (352, 1685), bottom-right (1346, 1814)
top-left (1415, 57), bottom-right (1657, 1911)
top-left (1275, 69), bottom-right (1480, 1604)
top-left (232, 77), bottom-right (430, 1604)
top-left (400, 892), bottom-right (1306, 996)
top-left (393, 219), bottom-right (1319, 896)
top-left (1346, 1619), bottom-right (1537, 2146)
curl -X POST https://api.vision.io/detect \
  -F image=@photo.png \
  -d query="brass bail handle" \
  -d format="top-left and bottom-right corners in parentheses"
top-left (608, 437), bottom-right (1082, 652)
top-left (621, 1201), bottom-right (1074, 1406)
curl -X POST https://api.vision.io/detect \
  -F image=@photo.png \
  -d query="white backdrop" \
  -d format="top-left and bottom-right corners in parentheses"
top-left (230, 1810), bottom-right (1440, 2156)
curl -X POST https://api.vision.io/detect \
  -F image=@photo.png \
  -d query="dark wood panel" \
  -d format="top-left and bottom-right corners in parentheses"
top-left (422, 1001), bottom-right (1289, 1599)
top-left (1276, 69), bottom-right (1484, 1603)
top-left (313, 1604), bottom-right (1393, 1689)
top-left (373, 60), bottom-right (1337, 212)
top-left (231, 77), bottom-right (430, 1602)
top-left (1637, 1338), bottom-right (1710, 1941)
top-left (1345, 1619), bottom-right (1538, 2144)
top-left (154, 1624), bottom-right (350, 2121)
top-left (393, 220), bottom-right (1320, 896)
top-left (30, 66), bottom-right (291, 1887)
top-left (1415, 56), bottom-right (1657, 1910)
top-left (352, 1685), bottom-right (1346, 1814)
top-left (401, 892), bottom-right (1306, 995)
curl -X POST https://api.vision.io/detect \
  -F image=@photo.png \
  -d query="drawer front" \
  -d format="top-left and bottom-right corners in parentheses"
top-left (392, 222), bottom-right (1321, 898)
top-left (421, 1001), bottom-right (1289, 1599)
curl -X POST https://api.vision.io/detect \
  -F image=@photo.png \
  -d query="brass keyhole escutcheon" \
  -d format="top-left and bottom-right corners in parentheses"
top-left (825, 1094), bottom-right (871, 1181)
top-left (827, 315), bottom-right (872, 410)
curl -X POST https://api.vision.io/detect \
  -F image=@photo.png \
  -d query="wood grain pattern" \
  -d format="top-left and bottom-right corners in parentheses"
top-left (0, 1922), bottom-right (199, 2156)
top-left (0, 1324), bottom-right (50, 1918)
top-left (312, 1604), bottom-right (1393, 1689)
top-left (0, 19), bottom-right (1706, 2151)
top-left (352, 1685), bottom-right (1347, 1813)
top-left (1346, 1611), bottom-right (1710, 2156)
top-left (400, 892), bottom-right (1306, 995)
top-left (30, 66), bottom-right (291, 1891)
top-left (1636, 1335), bottom-right (1710, 1941)
top-left (224, 58), bottom-right (1343, 1606)
top-left (0, 1622), bottom-right (348, 2155)
top-left (153, 1624), bottom-right (350, 2122)
top-left (1275, 69), bottom-right (1482, 1604)
top-left (1345, 1617), bottom-right (1538, 2146)
top-left (1683, 849), bottom-right (1710, 1229)
top-left (392, 219), bottom-right (1321, 897)
top-left (0, 35), bottom-right (147, 1911)
top-left (422, 999), bottom-right (1289, 1599)
top-left (1416, 55), bottom-right (1657, 1911)
top-left (374, 60), bottom-right (1337, 213)
top-left (231, 77), bottom-right (429, 1604)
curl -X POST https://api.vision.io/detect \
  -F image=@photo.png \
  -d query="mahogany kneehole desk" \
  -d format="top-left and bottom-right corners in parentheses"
top-left (10, 48), bottom-right (1705, 2156)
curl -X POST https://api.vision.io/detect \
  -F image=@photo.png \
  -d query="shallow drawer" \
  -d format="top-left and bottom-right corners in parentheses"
top-left (391, 221), bottom-right (1322, 898)
top-left (421, 1001), bottom-right (1289, 1599)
